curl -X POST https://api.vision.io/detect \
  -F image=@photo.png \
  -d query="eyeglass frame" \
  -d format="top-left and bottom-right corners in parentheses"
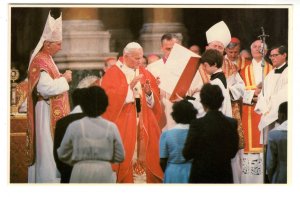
top-left (269, 53), bottom-right (281, 58)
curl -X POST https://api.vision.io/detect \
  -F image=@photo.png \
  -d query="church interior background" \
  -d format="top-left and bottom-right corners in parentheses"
top-left (9, 5), bottom-right (289, 183)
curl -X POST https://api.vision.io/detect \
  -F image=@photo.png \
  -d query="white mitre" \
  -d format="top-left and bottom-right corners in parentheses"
top-left (206, 21), bottom-right (231, 48)
top-left (29, 11), bottom-right (62, 66)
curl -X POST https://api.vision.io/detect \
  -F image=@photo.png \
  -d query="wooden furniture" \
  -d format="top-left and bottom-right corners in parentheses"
top-left (10, 114), bottom-right (28, 183)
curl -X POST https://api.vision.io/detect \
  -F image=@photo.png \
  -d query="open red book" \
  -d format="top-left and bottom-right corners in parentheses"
top-left (158, 43), bottom-right (201, 101)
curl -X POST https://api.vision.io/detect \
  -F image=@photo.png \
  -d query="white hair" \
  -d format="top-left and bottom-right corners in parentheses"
top-left (250, 39), bottom-right (268, 50)
top-left (123, 42), bottom-right (143, 55)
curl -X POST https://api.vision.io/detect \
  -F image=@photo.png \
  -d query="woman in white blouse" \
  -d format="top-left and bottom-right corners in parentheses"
top-left (57, 86), bottom-right (125, 183)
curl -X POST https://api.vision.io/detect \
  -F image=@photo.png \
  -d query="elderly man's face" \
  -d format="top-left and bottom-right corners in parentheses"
top-left (207, 41), bottom-right (225, 54)
top-left (45, 41), bottom-right (62, 56)
top-left (124, 48), bottom-right (144, 69)
top-left (251, 40), bottom-right (264, 60)
top-left (226, 45), bottom-right (240, 61)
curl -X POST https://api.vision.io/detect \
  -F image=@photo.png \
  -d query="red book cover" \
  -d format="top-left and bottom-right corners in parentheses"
top-left (169, 57), bottom-right (200, 101)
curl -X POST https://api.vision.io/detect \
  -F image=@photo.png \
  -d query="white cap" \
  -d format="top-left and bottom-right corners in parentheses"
top-left (206, 21), bottom-right (231, 48)
top-left (29, 11), bottom-right (62, 66)
top-left (123, 42), bottom-right (142, 53)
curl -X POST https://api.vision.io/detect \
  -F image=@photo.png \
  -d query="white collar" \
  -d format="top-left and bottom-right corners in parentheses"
top-left (70, 105), bottom-right (82, 114)
top-left (212, 68), bottom-right (223, 75)
top-left (274, 120), bottom-right (288, 131)
top-left (117, 61), bottom-right (136, 73)
top-left (171, 123), bottom-right (189, 130)
top-left (252, 59), bottom-right (262, 66)
top-left (276, 62), bottom-right (287, 70)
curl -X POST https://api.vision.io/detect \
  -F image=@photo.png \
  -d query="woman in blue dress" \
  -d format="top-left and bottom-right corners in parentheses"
top-left (159, 99), bottom-right (197, 183)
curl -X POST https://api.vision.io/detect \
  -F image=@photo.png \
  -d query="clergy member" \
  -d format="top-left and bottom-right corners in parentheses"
top-left (27, 10), bottom-right (72, 183)
top-left (100, 42), bottom-right (163, 183)
top-left (255, 45), bottom-right (288, 144)
top-left (202, 21), bottom-right (244, 183)
top-left (240, 39), bottom-right (272, 183)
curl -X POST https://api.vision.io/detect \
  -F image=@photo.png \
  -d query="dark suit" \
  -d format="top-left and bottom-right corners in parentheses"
top-left (53, 112), bottom-right (85, 183)
top-left (266, 129), bottom-right (287, 183)
top-left (183, 110), bottom-right (239, 183)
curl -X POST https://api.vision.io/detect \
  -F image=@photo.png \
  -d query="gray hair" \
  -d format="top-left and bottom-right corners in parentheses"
top-left (250, 39), bottom-right (268, 50)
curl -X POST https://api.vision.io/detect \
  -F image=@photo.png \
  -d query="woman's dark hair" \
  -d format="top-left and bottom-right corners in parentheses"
top-left (171, 100), bottom-right (197, 124)
top-left (71, 88), bottom-right (87, 107)
top-left (200, 83), bottom-right (224, 110)
top-left (278, 101), bottom-right (288, 118)
top-left (81, 86), bottom-right (108, 117)
top-left (200, 49), bottom-right (224, 68)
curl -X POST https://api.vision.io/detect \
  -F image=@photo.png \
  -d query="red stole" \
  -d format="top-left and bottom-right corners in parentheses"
top-left (240, 61), bottom-right (272, 153)
top-left (235, 56), bottom-right (251, 71)
top-left (100, 65), bottom-right (163, 183)
top-left (27, 52), bottom-right (70, 165)
top-left (199, 58), bottom-right (238, 84)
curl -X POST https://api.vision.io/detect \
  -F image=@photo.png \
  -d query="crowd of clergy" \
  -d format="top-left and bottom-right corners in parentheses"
top-left (24, 10), bottom-right (288, 184)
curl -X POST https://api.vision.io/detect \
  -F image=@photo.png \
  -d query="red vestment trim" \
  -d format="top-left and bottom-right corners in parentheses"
top-left (240, 62), bottom-right (272, 153)
top-left (27, 52), bottom-right (70, 165)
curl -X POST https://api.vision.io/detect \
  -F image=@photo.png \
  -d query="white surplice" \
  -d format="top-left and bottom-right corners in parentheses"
top-left (211, 78), bottom-right (232, 117)
top-left (255, 63), bottom-right (288, 144)
top-left (28, 71), bottom-right (69, 183)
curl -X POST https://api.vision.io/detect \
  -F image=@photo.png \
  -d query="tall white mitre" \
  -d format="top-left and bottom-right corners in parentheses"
top-left (206, 21), bottom-right (231, 48)
top-left (29, 11), bottom-right (62, 66)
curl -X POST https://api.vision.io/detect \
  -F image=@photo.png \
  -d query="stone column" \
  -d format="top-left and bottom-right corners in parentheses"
top-left (139, 8), bottom-right (188, 56)
top-left (101, 8), bottom-right (133, 55)
top-left (55, 8), bottom-right (117, 70)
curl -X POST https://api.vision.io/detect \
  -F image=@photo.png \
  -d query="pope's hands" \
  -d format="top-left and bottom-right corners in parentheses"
top-left (130, 74), bottom-right (144, 90)
top-left (143, 79), bottom-right (152, 96)
top-left (62, 70), bottom-right (72, 82)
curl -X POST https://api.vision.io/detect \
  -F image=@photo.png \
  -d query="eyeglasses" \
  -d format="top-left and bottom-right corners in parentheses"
top-left (269, 53), bottom-right (281, 58)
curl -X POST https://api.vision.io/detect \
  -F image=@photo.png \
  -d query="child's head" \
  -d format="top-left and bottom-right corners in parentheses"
top-left (200, 49), bottom-right (224, 75)
top-left (201, 49), bottom-right (223, 68)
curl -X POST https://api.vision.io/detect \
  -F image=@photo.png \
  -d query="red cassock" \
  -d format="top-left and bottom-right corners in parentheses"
top-left (100, 65), bottom-right (163, 183)
top-left (240, 62), bottom-right (272, 153)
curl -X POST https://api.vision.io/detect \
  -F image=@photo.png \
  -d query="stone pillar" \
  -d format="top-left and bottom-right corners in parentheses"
top-left (139, 8), bottom-right (188, 56)
top-left (101, 8), bottom-right (133, 55)
top-left (55, 8), bottom-right (117, 70)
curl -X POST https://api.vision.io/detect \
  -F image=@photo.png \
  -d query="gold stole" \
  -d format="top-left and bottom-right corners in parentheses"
top-left (243, 62), bottom-right (272, 153)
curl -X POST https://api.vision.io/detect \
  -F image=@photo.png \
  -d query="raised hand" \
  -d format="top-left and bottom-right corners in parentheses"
top-left (62, 70), bottom-right (72, 82)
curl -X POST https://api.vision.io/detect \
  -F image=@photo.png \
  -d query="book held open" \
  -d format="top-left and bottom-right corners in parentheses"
top-left (158, 43), bottom-right (201, 101)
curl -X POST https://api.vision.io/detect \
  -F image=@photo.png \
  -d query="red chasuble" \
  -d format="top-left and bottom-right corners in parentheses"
top-left (240, 61), bottom-right (272, 153)
top-left (100, 65), bottom-right (163, 183)
top-left (27, 52), bottom-right (70, 165)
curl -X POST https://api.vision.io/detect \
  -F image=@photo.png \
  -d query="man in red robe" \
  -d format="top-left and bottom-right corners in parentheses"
top-left (100, 42), bottom-right (163, 183)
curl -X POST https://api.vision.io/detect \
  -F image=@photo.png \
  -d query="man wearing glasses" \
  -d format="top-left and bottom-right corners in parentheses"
top-left (255, 45), bottom-right (288, 145)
